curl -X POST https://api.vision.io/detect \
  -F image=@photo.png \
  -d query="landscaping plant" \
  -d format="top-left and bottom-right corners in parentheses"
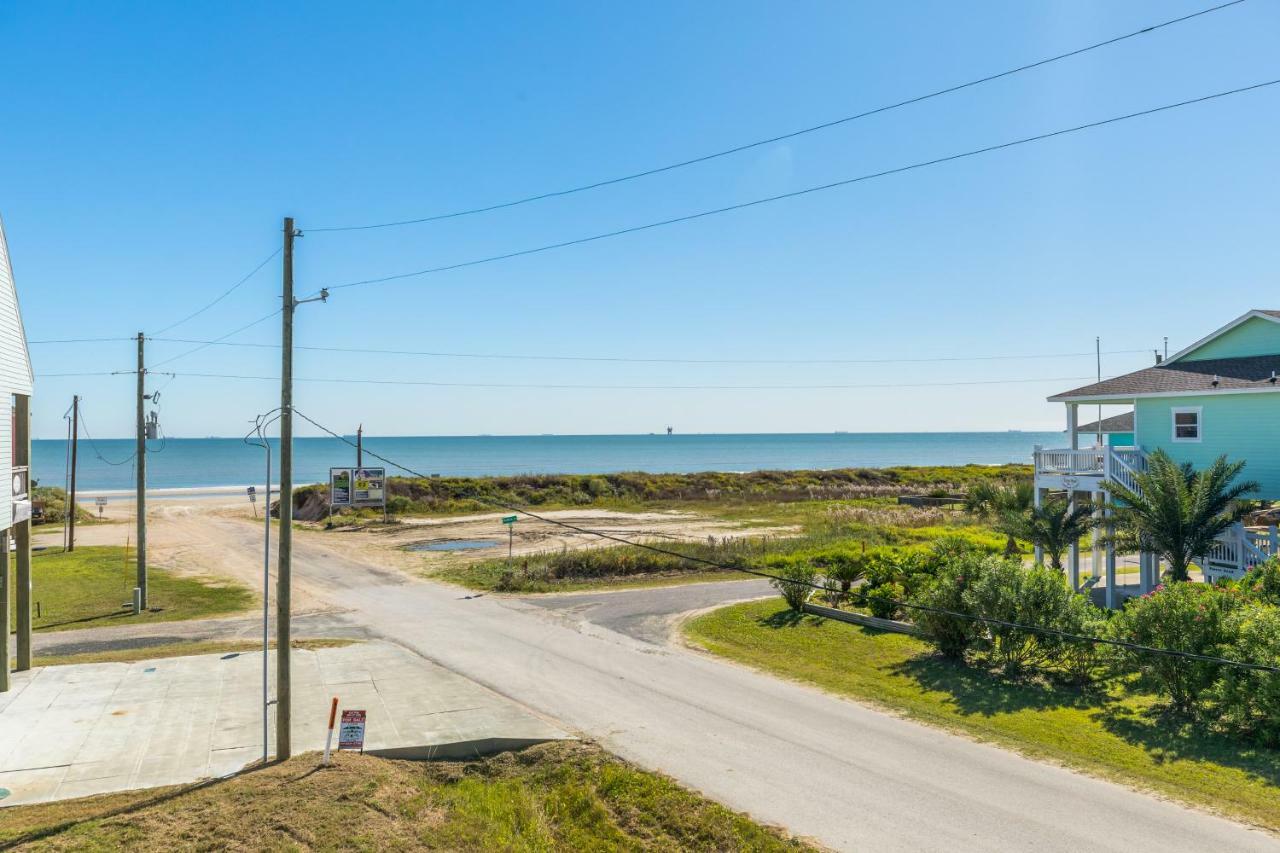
top-left (771, 563), bottom-right (817, 612)
top-left (998, 498), bottom-right (1096, 572)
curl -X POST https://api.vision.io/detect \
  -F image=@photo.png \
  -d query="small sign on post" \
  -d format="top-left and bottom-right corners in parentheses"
top-left (246, 486), bottom-right (257, 518)
top-left (502, 515), bottom-right (517, 563)
top-left (338, 709), bottom-right (366, 753)
top-left (95, 496), bottom-right (108, 518)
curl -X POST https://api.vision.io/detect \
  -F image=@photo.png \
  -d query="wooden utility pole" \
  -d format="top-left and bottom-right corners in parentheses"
top-left (14, 393), bottom-right (32, 672)
top-left (68, 395), bottom-right (80, 552)
top-left (356, 424), bottom-right (363, 468)
top-left (277, 216), bottom-right (296, 760)
top-left (136, 332), bottom-right (148, 608)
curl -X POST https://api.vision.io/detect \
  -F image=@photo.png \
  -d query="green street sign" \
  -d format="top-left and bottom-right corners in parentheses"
top-left (502, 515), bottom-right (518, 525)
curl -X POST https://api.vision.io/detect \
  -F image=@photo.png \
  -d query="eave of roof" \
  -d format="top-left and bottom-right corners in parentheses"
top-left (1076, 411), bottom-right (1134, 433)
top-left (1048, 355), bottom-right (1280, 403)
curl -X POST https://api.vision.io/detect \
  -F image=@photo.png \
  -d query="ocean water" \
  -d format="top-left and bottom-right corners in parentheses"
top-left (31, 432), bottom-right (1063, 493)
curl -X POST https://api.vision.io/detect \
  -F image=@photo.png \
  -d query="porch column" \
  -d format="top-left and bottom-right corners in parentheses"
top-left (1091, 493), bottom-right (1102, 589)
top-left (15, 392), bottom-right (32, 671)
top-left (1067, 404), bottom-right (1079, 450)
top-left (1104, 499), bottom-right (1117, 609)
top-left (1033, 486), bottom-right (1044, 565)
top-left (1069, 504), bottom-right (1081, 592)
top-left (0, 527), bottom-right (8, 692)
top-left (1139, 552), bottom-right (1153, 594)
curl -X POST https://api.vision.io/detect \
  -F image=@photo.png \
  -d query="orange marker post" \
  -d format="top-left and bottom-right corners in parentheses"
top-left (322, 697), bottom-right (339, 765)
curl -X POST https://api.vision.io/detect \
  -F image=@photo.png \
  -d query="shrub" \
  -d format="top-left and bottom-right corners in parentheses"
top-left (962, 560), bottom-right (1075, 675)
top-left (1052, 593), bottom-right (1109, 686)
top-left (1237, 558), bottom-right (1280, 606)
top-left (813, 550), bottom-right (870, 597)
top-left (1112, 582), bottom-right (1236, 714)
top-left (865, 582), bottom-right (903, 620)
top-left (1209, 603), bottom-right (1280, 746)
top-left (909, 556), bottom-right (987, 661)
top-left (33, 486), bottom-right (93, 525)
top-left (771, 563), bottom-right (816, 612)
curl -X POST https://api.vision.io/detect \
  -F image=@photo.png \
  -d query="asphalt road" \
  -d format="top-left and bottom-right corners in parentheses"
top-left (521, 578), bottom-right (774, 643)
top-left (249, 521), bottom-right (1275, 853)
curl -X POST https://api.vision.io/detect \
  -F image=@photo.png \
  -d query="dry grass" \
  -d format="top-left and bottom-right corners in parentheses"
top-left (0, 743), bottom-right (810, 851)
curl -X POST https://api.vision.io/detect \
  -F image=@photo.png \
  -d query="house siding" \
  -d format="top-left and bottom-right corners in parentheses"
top-left (1179, 316), bottom-right (1280, 362)
top-left (0, 215), bottom-right (33, 533)
top-left (1135, 393), bottom-right (1280, 499)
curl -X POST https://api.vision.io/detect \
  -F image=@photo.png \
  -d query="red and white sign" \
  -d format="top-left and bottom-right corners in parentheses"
top-left (337, 709), bottom-right (366, 751)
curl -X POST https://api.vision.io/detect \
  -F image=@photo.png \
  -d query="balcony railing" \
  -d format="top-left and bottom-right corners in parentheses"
top-left (1033, 446), bottom-right (1147, 492)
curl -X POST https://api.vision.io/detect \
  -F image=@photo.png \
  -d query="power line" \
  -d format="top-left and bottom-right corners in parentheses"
top-left (320, 79), bottom-right (1280, 293)
top-left (77, 407), bottom-right (137, 467)
top-left (292, 408), bottom-right (1280, 675)
top-left (147, 336), bottom-right (1153, 366)
top-left (305, 0), bottom-right (1249, 233)
top-left (29, 337), bottom-right (134, 345)
top-left (163, 371), bottom-right (1107, 391)
top-left (148, 309), bottom-right (282, 369)
top-left (151, 247), bottom-right (283, 336)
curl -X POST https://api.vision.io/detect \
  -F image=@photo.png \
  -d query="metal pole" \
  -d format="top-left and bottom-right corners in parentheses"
top-left (263, 437), bottom-right (272, 763)
top-left (68, 395), bottom-right (79, 552)
top-left (136, 332), bottom-right (148, 608)
top-left (277, 217), bottom-right (296, 760)
top-left (1095, 337), bottom-right (1103, 448)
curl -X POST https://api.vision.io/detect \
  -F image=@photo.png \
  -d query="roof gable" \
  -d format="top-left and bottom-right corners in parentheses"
top-left (0, 214), bottom-right (34, 394)
top-left (1168, 310), bottom-right (1280, 363)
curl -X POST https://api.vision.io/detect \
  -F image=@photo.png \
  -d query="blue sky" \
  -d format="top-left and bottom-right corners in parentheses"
top-left (5, 1), bottom-right (1278, 439)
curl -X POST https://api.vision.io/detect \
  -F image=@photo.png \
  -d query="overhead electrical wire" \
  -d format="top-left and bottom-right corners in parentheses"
top-left (319, 79), bottom-right (1280, 293)
top-left (151, 247), bottom-right (283, 336)
top-left (148, 308), bottom-right (282, 369)
top-left (292, 408), bottom-right (1280, 676)
top-left (146, 371), bottom-right (1109, 391)
top-left (146, 336), bottom-right (1152, 366)
top-left (305, 0), bottom-right (1249, 233)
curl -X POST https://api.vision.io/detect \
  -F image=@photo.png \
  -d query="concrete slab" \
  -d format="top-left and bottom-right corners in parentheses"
top-left (0, 641), bottom-right (567, 807)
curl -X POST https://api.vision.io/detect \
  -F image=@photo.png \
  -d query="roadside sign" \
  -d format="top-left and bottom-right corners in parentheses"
top-left (337, 709), bottom-right (366, 752)
top-left (353, 468), bottom-right (385, 506)
top-left (502, 515), bottom-right (518, 525)
top-left (95, 496), bottom-right (108, 518)
top-left (246, 486), bottom-right (257, 503)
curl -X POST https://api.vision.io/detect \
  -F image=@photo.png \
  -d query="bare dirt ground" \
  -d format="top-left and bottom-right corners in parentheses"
top-left (33, 497), bottom-right (797, 615)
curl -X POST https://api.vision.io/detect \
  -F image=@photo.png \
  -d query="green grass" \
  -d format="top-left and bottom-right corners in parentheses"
top-left (0, 743), bottom-right (808, 851)
top-left (685, 599), bottom-right (1280, 832)
top-left (437, 562), bottom-right (754, 594)
top-left (25, 638), bottom-right (355, 668)
top-left (10, 546), bottom-right (253, 633)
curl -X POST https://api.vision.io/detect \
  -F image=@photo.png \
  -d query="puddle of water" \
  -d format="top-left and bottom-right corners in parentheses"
top-left (408, 539), bottom-right (501, 552)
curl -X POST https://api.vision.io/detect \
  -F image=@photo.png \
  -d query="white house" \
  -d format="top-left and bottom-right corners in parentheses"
top-left (0, 213), bottom-right (35, 692)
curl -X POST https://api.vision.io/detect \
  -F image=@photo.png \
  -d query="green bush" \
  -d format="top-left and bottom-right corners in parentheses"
top-left (771, 563), bottom-right (816, 612)
top-left (865, 582), bottom-right (903, 620)
top-left (1210, 603), bottom-right (1280, 745)
top-left (1053, 593), bottom-right (1109, 686)
top-left (33, 486), bottom-right (93, 525)
top-left (962, 560), bottom-right (1077, 675)
top-left (1113, 582), bottom-right (1236, 714)
top-left (1237, 558), bottom-right (1280, 606)
top-left (909, 556), bottom-right (986, 661)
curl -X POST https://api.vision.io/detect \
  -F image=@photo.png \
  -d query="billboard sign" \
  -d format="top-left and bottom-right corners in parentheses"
top-left (353, 468), bottom-right (385, 507)
top-left (330, 468), bottom-right (353, 506)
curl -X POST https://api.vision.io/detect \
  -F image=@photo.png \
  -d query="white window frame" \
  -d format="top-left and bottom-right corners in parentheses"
top-left (1171, 406), bottom-right (1203, 443)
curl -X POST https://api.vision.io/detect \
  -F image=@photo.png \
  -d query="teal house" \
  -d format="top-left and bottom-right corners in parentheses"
top-left (1035, 309), bottom-right (1280, 605)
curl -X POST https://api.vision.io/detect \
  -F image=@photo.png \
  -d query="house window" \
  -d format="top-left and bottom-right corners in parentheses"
top-left (1171, 407), bottom-right (1202, 442)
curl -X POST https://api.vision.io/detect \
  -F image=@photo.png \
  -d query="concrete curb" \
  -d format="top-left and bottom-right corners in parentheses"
top-left (802, 602), bottom-right (922, 636)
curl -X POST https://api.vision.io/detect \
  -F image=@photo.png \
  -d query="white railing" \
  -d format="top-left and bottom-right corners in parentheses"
top-left (1033, 446), bottom-right (1147, 493)
top-left (1204, 523), bottom-right (1278, 581)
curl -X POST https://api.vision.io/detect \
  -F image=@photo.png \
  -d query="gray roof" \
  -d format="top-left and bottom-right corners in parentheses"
top-left (1076, 412), bottom-right (1134, 433)
top-left (1049, 355), bottom-right (1280, 402)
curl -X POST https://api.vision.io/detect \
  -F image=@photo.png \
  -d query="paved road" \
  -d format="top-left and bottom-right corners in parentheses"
top-left (522, 578), bottom-right (774, 643)
top-left (41, 514), bottom-right (1279, 852)
top-left (244, 519), bottom-right (1277, 853)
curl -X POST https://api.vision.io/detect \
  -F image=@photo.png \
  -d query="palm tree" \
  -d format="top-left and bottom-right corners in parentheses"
top-left (1105, 450), bottom-right (1258, 582)
top-left (998, 498), bottom-right (1096, 572)
top-left (965, 480), bottom-right (1033, 556)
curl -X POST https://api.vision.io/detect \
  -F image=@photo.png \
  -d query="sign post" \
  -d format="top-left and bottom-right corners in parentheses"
top-left (246, 485), bottom-right (257, 518)
top-left (322, 697), bottom-right (338, 765)
top-left (94, 496), bottom-right (108, 518)
top-left (331, 467), bottom-right (387, 522)
top-left (502, 515), bottom-right (518, 565)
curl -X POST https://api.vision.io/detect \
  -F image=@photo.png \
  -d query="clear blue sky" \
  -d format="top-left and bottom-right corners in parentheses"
top-left (5, 1), bottom-right (1278, 439)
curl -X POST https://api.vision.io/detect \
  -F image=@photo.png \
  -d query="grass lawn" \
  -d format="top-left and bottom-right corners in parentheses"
top-left (0, 743), bottom-right (809, 851)
top-left (28, 638), bottom-right (355, 667)
top-left (434, 562), bottom-right (753, 594)
top-left (685, 599), bottom-right (1280, 833)
top-left (9, 546), bottom-right (253, 633)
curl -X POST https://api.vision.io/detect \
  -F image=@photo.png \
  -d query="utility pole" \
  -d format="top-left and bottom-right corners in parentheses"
top-left (136, 332), bottom-right (148, 608)
top-left (276, 217), bottom-right (324, 761)
top-left (68, 395), bottom-right (79, 552)
top-left (356, 424), bottom-right (363, 468)
top-left (277, 217), bottom-right (296, 760)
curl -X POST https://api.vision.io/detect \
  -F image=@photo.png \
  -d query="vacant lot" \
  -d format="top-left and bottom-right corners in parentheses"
top-left (0, 743), bottom-right (809, 851)
top-left (9, 546), bottom-right (253, 634)
top-left (685, 599), bottom-right (1280, 834)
